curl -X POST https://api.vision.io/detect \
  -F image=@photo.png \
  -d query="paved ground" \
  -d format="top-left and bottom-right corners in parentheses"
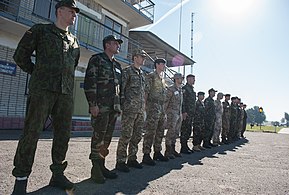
top-left (1, 131), bottom-right (289, 195)
top-left (279, 128), bottom-right (289, 134)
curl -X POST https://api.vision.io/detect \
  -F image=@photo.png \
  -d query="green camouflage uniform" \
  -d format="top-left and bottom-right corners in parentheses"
top-left (229, 103), bottom-right (238, 141)
top-left (241, 110), bottom-right (247, 137)
top-left (12, 23), bottom-right (80, 177)
top-left (142, 71), bottom-right (166, 154)
top-left (222, 100), bottom-right (231, 141)
top-left (193, 100), bottom-right (205, 146)
top-left (238, 106), bottom-right (244, 137)
top-left (180, 83), bottom-right (196, 146)
top-left (84, 52), bottom-right (122, 160)
top-left (116, 65), bottom-right (145, 163)
top-left (204, 96), bottom-right (216, 144)
top-left (212, 99), bottom-right (223, 143)
top-left (165, 84), bottom-right (183, 146)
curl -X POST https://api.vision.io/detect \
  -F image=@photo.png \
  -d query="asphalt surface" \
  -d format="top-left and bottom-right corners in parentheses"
top-left (1, 130), bottom-right (289, 195)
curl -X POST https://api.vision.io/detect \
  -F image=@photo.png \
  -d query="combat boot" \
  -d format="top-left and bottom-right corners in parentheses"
top-left (198, 145), bottom-right (206, 150)
top-left (99, 159), bottom-right (118, 179)
top-left (153, 151), bottom-right (169, 162)
top-left (127, 160), bottom-right (143, 169)
top-left (142, 154), bottom-right (156, 166)
top-left (172, 145), bottom-right (182, 158)
top-left (91, 160), bottom-right (105, 184)
top-left (12, 178), bottom-right (28, 195)
top-left (116, 162), bottom-right (130, 172)
top-left (164, 145), bottom-right (175, 159)
top-left (192, 145), bottom-right (201, 152)
top-left (180, 143), bottom-right (192, 154)
top-left (49, 173), bottom-right (74, 190)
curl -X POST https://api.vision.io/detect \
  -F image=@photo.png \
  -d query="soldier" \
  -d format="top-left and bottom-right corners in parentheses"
top-left (212, 92), bottom-right (224, 145)
top-left (192, 92), bottom-right (206, 152)
top-left (241, 104), bottom-right (247, 138)
top-left (115, 49), bottom-right (146, 172)
top-left (238, 102), bottom-right (245, 138)
top-left (11, 1), bottom-right (80, 194)
top-left (84, 35), bottom-right (123, 183)
top-left (203, 88), bottom-right (217, 148)
top-left (142, 58), bottom-right (169, 166)
top-left (228, 96), bottom-right (238, 143)
top-left (180, 74), bottom-right (196, 154)
top-left (222, 94), bottom-right (231, 144)
top-left (164, 73), bottom-right (183, 159)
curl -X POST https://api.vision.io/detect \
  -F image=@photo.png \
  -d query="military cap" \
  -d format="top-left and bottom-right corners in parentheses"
top-left (208, 88), bottom-right (217, 93)
top-left (173, 73), bottom-right (183, 79)
top-left (103, 35), bottom-right (123, 45)
top-left (225, 94), bottom-right (231, 97)
top-left (231, 96), bottom-right (237, 100)
top-left (55, 0), bottom-right (80, 13)
top-left (186, 74), bottom-right (195, 78)
top-left (154, 58), bottom-right (166, 64)
top-left (132, 49), bottom-right (147, 58)
top-left (197, 91), bottom-right (205, 96)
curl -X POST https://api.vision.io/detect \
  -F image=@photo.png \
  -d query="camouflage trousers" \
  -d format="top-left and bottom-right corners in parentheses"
top-left (90, 110), bottom-right (118, 160)
top-left (142, 105), bottom-right (166, 154)
top-left (222, 117), bottom-right (230, 140)
top-left (204, 118), bottom-right (215, 143)
top-left (180, 114), bottom-right (193, 145)
top-left (165, 111), bottom-right (182, 146)
top-left (193, 122), bottom-right (204, 146)
top-left (116, 111), bottom-right (144, 163)
top-left (12, 90), bottom-right (73, 177)
top-left (212, 116), bottom-right (222, 143)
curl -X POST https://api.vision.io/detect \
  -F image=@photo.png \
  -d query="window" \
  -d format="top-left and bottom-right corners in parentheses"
top-left (33, 0), bottom-right (57, 21)
top-left (104, 16), bottom-right (122, 38)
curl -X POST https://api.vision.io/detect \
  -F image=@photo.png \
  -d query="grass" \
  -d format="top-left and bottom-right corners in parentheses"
top-left (245, 124), bottom-right (283, 133)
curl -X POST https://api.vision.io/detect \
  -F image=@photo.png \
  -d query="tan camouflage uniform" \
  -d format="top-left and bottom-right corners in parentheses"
top-left (142, 71), bottom-right (166, 154)
top-left (116, 65), bottom-right (145, 163)
top-left (212, 99), bottom-right (223, 143)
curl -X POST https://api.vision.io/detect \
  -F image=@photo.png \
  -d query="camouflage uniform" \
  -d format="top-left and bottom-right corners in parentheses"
top-left (238, 106), bottom-right (244, 137)
top-left (12, 23), bottom-right (80, 177)
top-left (212, 99), bottom-right (223, 143)
top-left (180, 83), bottom-right (196, 147)
top-left (84, 52), bottom-right (122, 160)
top-left (204, 96), bottom-right (216, 145)
top-left (142, 71), bottom-right (166, 154)
top-left (241, 109), bottom-right (247, 137)
top-left (222, 100), bottom-right (231, 142)
top-left (116, 65), bottom-right (145, 163)
top-left (228, 103), bottom-right (238, 141)
top-left (165, 84), bottom-right (183, 147)
top-left (193, 99), bottom-right (205, 146)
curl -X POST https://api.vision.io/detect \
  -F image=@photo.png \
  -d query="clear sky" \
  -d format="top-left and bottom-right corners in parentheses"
top-left (137, 0), bottom-right (289, 122)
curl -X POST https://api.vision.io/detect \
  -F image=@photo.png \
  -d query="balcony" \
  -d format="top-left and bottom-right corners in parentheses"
top-left (93, 0), bottom-right (154, 29)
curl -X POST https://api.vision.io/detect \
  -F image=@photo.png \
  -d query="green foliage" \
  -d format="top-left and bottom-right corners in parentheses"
top-left (285, 112), bottom-right (289, 126)
top-left (246, 124), bottom-right (282, 133)
top-left (246, 106), bottom-right (266, 124)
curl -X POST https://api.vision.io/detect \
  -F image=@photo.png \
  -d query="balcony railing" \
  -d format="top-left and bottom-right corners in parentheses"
top-left (0, 0), bottom-right (143, 64)
top-left (123, 0), bottom-right (155, 21)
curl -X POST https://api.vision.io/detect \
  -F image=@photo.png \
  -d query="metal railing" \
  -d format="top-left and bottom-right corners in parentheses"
top-left (123, 0), bottom-right (155, 21)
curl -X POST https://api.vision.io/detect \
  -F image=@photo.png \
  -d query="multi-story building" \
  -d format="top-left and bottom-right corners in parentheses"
top-left (0, 0), bottom-right (195, 130)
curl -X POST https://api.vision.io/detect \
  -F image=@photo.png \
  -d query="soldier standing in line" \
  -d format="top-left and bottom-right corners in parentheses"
top-left (192, 92), bottom-right (206, 152)
top-left (84, 35), bottom-right (123, 183)
top-left (228, 96), bottom-right (238, 143)
top-left (235, 97), bottom-right (242, 140)
top-left (180, 74), bottom-right (196, 154)
top-left (142, 58), bottom-right (169, 166)
top-left (11, 1), bottom-right (80, 194)
top-left (212, 92), bottom-right (224, 146)
top-left (241, 104), bottom-right (248, 138)
top-left (203, 88), bottom-right (217, 148)
top-left (164, 73), bottom-right (183, 159)
top-left (115, 49), bottom-right (147, 172)
top-left (238, 102), bottom-right (245, 138)
top-left (222, 94), bottom-right (231, 144)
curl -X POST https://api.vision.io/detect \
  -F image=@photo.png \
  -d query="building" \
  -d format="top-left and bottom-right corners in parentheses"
top-left (0, 0), bottom-right (195, 130)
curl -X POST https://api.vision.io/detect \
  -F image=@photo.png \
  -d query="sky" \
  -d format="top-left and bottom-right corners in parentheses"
top-left (137, 0), bottom-right (289, 122)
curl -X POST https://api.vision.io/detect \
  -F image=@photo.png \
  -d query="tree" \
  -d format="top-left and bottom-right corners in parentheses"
top-left (281, 118), bottom-right (285, 123)
top-left (246, 106), bottom-right (266, 125)
top-left (285, 112), bottom-right (289, 127)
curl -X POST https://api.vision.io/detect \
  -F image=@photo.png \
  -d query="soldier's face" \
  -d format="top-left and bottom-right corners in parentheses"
top-left (134, 55), bottom-right (146, 66)
top-left (187, 77), bottom-right (195, 85)
top-left (198, 95), bottom-right (204, 101)
top-left (58, 7), bottom-right (77, 26)
top-left (106, 41), bottom-right (121, 54)
top-left (225, 96), bottom-right (230, 101)
top-left (156, 63), bottom-right (165, 71)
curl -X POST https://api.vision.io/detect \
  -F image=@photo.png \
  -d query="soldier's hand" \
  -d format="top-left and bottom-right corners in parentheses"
top-left (182, 112), bottom-right (188, 120)
top-left (90, 106), bottom-right (99, 117)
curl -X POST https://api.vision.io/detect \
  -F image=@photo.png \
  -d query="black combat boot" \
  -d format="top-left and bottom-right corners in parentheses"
top-left (91, 160), bottom-right (105, 184)
top-left (49, 173), bottom-right (74, 190)
top-left (116, 162), bottom-right (130, 172)
top-left (180, 142), bottom-right (192, 154)
top-left (164, 145), bottom-right (175, 159)
top-left (12, 178), bottom-right (28, 195)
top-left (142, 154), bottom-right (156, 166)
top-left (153, 151), bottom-right (169, 162)
top-left (172, 145), bottom-right (182, 157)
top-left (127, 160), bottom-right (143, 169)
top-left (99, 159), bottom-right (118, 179)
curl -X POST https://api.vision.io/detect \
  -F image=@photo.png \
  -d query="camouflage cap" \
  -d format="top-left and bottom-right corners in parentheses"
top-left (173, 73), bottom-right (183, 79)
top-left (186, 74), bottom-right (195, 78)
top-left (225, 94), bottom-right (231, 97)
top-left (154, 58), bottom-right (166, 64)
top-left (132, 49), bottom-right (147, 58)
top-left (208, 88), bottom-right (217, 93)
top-left (197, 91), bottom-right (205, 96)
top-left (103, 35), bottom-right (123, 44)
top-left (55, 0), bottom-right (80, 13)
